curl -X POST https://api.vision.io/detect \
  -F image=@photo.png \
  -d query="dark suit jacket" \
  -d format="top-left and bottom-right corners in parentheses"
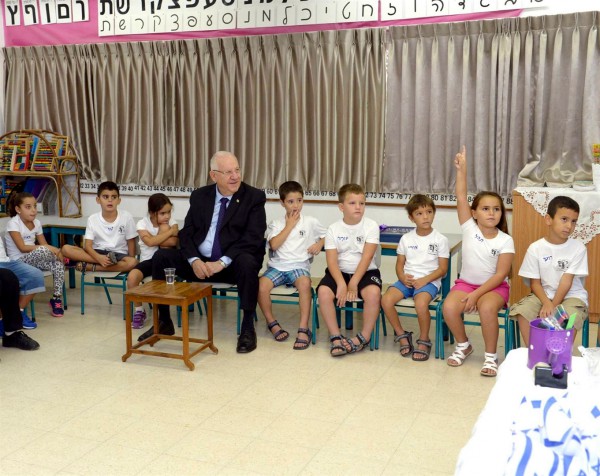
top-left (179, 182), bottom-right (267, 264)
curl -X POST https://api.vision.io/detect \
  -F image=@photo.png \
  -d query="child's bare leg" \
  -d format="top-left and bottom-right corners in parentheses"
top-left (94, 257), bottom-right (138, 273)
top-left (61, 245), bottom-right (96, 264)
top-left (413, 292), bottom-right (433, 360)
top-left (318, 285), bottom-right (346, 356)
top-left (381, 287), bottom-right (407, 336)
top-left (347, 284), bottom-right (380, 349)
top-left (127, 269), bottom-right (144, 307)
top-left (294, 275), bottom-right (312, 330)
top-left (293, 275), bottom-right (313, 349)
top-left (19, 294), bottom-right (34, 310)
top-left (443, 290), bottom-right (472, 365)
top-left (477, 293), bottom-right (503, 354)
top-left (517, 315), bottom-right (531, 346)
top-left (257, 276), bottom-right (276, 323)
top-left (318, 285), bottom-right (341, 335)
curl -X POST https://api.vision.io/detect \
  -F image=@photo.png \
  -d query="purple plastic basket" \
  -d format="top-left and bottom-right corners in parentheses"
top-left (527, 318), bottom-right (574, 372)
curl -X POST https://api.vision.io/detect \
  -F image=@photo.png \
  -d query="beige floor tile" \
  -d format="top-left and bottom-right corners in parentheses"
top-left (259, 414), bottom-right (339, 449)
top-left (322, 423), bottom-right (403, 460)
top-left (0, 458), bottom-right (58, 476)
top-left (7, 432), bottom-right (99, 470)
top-left (107, 419), bottom-right (195, 452)
top-left (301, 449), bottom-right (389, 475)
top-left (195, 405), bottom-right (277, 439)
top-left (286, 394), bottom-right (358, 424)
top-left (139, 454), bottom-right (224, 475)
top-left (229, 439), bottom-right (317, 475)
top-left (62, 442), bottom-right (150, 475)
top-left (165, 428), bottom-right (253, 465)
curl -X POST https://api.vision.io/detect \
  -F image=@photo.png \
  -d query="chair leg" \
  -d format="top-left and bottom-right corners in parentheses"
top-left (582, 318), bottom-right (589, 348)
top-left (100, 278), bottom-right (113, 305)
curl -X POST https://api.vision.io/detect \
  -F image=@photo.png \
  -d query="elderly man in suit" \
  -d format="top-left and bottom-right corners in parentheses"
top-left (139, 151), bottom-right (267, 353)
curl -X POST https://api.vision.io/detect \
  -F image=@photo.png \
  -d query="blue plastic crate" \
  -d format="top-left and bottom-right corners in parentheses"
top-left (380, 226), bottom-right (414, 244)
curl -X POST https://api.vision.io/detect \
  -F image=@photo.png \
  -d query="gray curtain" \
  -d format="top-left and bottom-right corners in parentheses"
top-left (2, 29), bottom-right (386, 191)
top-left (384, 11), bottom-right (600, 196)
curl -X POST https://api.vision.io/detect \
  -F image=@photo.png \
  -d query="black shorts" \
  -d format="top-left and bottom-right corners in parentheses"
top-left (317, 268), bottom-right (382, 297)
top-left (133, 259), bottom-right (153, 278)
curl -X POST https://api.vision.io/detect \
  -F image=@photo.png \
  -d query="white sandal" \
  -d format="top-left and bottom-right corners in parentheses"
top-left (447, 344), bottom-right (473, 367)
top-left (480, 353), bottom-right (498, 377)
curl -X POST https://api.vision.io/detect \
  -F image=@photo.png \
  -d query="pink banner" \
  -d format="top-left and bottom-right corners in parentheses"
top-left (2, 3), bottom-right (522, 48)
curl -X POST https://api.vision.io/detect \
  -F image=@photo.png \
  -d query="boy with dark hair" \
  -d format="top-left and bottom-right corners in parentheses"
top-left (381, 194), bottom-right (449, 361)
top-left (61, 181), bottom-right (138, 273)
top-left (509, 195), bottom-right (588, 346)
top-left (258, 181), bottom-right (326, 349)
top-left (317, 183), bottom-right (382, 356)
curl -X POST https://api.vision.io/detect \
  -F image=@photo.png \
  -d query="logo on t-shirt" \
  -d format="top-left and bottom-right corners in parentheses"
top-left (118, 225), bottom-right (125, 234)
top-left (475, 233), bottom-right (484, 242)
top-left (299, 229), bottom-right (306, 237)
top-left (337, 236), bottom-right (349, 242)
top-left (491, 249), bottom-right (500, 257)
top-left (556, 259), bottom-right (569, 271)
top-left (428, 243), bottom-right (438, 255)
top-left (356, 236), bottom-right (364, 245)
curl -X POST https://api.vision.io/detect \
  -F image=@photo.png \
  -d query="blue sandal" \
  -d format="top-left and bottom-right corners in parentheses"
top-left (346, 332), bottom-right (369, 353)
top-left (267, 320), bottom-right (289, 342)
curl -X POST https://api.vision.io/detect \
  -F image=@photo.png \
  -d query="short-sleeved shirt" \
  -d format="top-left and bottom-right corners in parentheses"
top-left (518, 237), bottom-right (589, 305)
top-left (459, 218), bottom-right (515, 285)
top-left (266, 214), bottom-right (327, 272)
top-left (324, 217), bottom-right (380, 274)
top-left (137, 216), bottom-right (178, 262)
top-left (85, 210), bottom-right (138, 255)
top-left (397, 228), bottom-right (450, 291)
top-left (5, 215), bottom-right (43, 260)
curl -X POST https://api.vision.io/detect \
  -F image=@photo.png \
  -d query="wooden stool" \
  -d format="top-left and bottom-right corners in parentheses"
top-left (122, 280), bottom-right (218, 370)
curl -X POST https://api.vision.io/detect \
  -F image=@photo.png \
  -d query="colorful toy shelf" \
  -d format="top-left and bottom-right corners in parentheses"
top-left (0, 130), bottom-right (81, 217)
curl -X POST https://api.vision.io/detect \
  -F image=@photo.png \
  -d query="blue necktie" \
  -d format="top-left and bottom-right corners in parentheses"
top-left (210, 197), bottom-right (229, 261)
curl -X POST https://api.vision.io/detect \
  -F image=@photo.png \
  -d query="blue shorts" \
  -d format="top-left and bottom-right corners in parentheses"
top-left (262, 267), bottom-right (310, 288)
top-left (0, 260), bottom-right (46, 295)
top-left (391, 280), bottom-right (438, 300)
top-left (94, 249), bottom-right (129, 262)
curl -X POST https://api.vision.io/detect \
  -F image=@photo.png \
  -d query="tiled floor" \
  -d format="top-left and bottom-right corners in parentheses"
top-left (1, 286), bottom-right (595, 475)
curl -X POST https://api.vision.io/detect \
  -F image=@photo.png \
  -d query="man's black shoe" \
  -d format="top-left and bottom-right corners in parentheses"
top-left (236, 328), bottom-right (257, 353)
top-left (137, 319), bottom-right (175, 342)
top-left (3, 331), bottom-right (40, 350)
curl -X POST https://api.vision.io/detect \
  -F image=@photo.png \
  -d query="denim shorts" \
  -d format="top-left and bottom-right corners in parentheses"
top-left (390, 280), bottom-right (438, 300)
top-left (262, 267), bottom-right (310, 288)
top-left (0, 260), bottom-right (46, 295)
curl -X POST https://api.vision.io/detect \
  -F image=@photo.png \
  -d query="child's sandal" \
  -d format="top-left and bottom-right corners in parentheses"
top-left (329, 335), bottom-right (347, 357)
top-left (394, 331), bottom-right (413, 357)
top-left (293, 328), bottom-right (312, 350)
top-left (346, 332), bottom-right (369, 354)
top-left (480, 353), bottom-right (498, 377)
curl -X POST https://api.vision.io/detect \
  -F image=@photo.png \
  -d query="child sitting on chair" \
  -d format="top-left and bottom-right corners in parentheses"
top-left (61, 181), bottom-right (138, 273)
top-left (317, 183), bottom-right (382, 357)
top-left (127, 193), bottom-right (179, 329)
top-left (381, 194), bottom-right (449, 362)
top-left (509, 195), bottom-right (588, 347)
top-left (257, 181), bottom-right (326, 350)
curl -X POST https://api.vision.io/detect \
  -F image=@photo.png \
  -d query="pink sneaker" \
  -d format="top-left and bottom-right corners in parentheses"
top-left (132, 309), bottom-right (147, 329)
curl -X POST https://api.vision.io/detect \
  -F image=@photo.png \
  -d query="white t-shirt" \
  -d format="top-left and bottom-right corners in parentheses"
top-left (266, 215), bottom-right (327, 272)
top-left (137, 216), bottom-right (178, 262)
top-left (324, 217), bottom-right (380, 274)
top-left (5, 215), bottom-right (43, 260)
top-left (397, 228), bottom-right (450, 291)
top-left (518, 237), bottom-right (588, 305)
top-left (459, 218), bottom-right (515, 285)
top-left (85, 210), bottom-right (138, 255)
top-left (0, 236), bottom-right (10, 263)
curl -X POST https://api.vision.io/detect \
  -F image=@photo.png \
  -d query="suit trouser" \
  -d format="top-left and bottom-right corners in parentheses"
top-left (151, 248), bottom-right (262, 323)
top-left (0, 269), bottom-right (24, 333)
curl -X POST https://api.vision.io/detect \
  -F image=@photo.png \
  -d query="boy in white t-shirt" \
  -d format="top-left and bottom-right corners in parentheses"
top-left (381, 194), bottom-right (449, 362)
top-left (61, 181), bottom-right (138, 273)
top-left (257, 181), bottom-right (326, 349)
top-left (317, 183), bottom-right (382, 357)
top-left (510, 196), bottom-right (589, 346)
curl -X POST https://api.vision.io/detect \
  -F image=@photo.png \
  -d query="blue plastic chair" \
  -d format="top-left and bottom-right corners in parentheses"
top-left (80, 270), bottom-right (128, 319)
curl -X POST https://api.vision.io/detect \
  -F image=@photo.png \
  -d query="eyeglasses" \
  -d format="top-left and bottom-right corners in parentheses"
top-left (212, 168), bottom-right (241, 178)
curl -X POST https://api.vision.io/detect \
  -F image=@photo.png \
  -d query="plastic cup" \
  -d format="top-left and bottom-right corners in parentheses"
top-left (164, 268), bottom-right (176, 284)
